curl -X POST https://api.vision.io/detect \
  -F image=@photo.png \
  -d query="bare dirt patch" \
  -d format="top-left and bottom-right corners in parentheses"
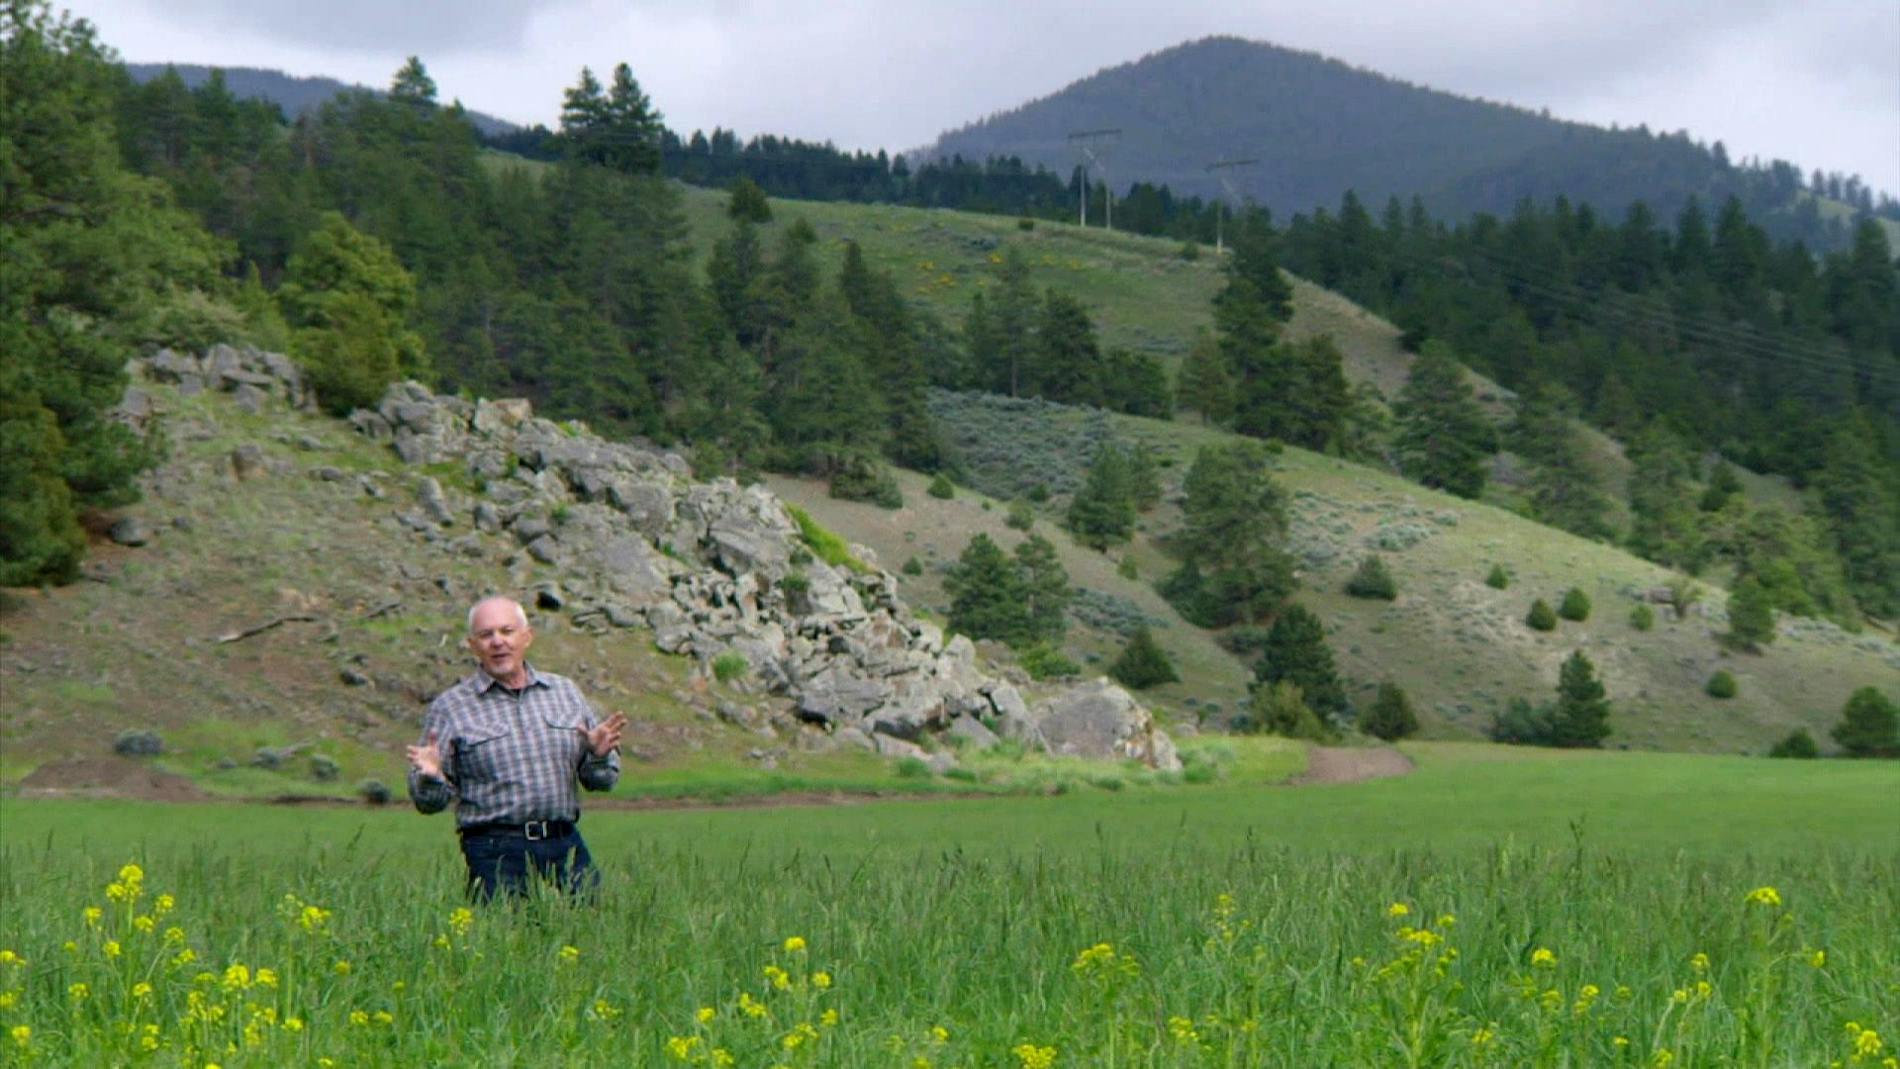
top-left (1291, 745), bottom-right (1415, 786)
top-left (17, 756), bottom-right (208, 802)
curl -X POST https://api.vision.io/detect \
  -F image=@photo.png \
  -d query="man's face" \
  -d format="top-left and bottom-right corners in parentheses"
top-left (466, 601), bottom-right (533, 683)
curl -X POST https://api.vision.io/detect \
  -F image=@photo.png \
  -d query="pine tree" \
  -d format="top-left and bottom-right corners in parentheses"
top-left (1248, 680), bottom-right (1326, 740)
top-left (1548, 650), bottom-right (1611, 748)
top-left (1067, 444), bottom-right (1137, 549)
top-left (1360, 681), bottom-right (1418, 740)
top-left (1626, 425), bottom-right (1706, 570)
top-left (726, 177), bottom-right (772, 223)
top-left (1723, 577), bottom-right (1776, 651)
top-left (1164, 442), bottom-right (1296, 625)
top-left (558, 62), bottom-right (665, 174)
top-left (1393, 341), bottom-right (1493, 498)
top-left (944, 534), bottom-right (1026, 644)
top-left (1512, 385), bottom-right (1613, 540)
top-left (389, 56), bottom-right (437, 105)
top-left (1109, 626), bottom-right (1179, 690)
top-left (1254, 604), bottom-right (1346, 719)
top-left (1831, 686), bottom-right (1898, 758)
top-left (1030, 288), bottom-right (1104, 406)
top-left (1176, 330), bottom-right (1235, 426)
top-left (1013, 534), bottom-right (1071, 646)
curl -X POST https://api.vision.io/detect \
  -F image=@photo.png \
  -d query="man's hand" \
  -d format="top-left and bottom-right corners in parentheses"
top-left (581, 713), bottom-right (628, 758)
top-left (406, 733), bottom-right (444, 779)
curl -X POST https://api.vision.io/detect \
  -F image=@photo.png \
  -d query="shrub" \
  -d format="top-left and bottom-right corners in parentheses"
top-left (927, 473), bottom-right (955, 499)
top-left (1723, 577), bottom-right (1776, 651)
top-left (1767, 729), bottom-right (1818, 759)
top-left (1018, 642), bottom-right (1081, 680)
top-left (1558, 587), bottom-right (1592, 622)
top-left (1108, 626), bottom-right (1179, 690)
top-left (1705, 670), bottom-right (1737, 699)
top-left (1116, 556), bottom-right (1138, 580)
top-left (1345, 556), bottom-right (1398, 600)
top-left (1005, 498), bottom-right (1035, 530)
top-left (1526, 599), bottom-right (1558, 631)
top-left (1360, 682), bottom-right (1418, 741)
top-left (1247, 680), bottom-right (1327, 741)
top-left (358, 779), bottom-right (392, 805)
top-left (1016, 217), bottom-right (1036, 231)
top-left (829, 454), bottom-right (903, 509)
top-left (1026, 484), bottom-right (1051, 503)
top-left (779, 571), bottom-right (810, 596)
top-left (1489, 698), bottom-right (1554, 746)
top-left (1177, 241), bottom-right (1201, 262)
top-left (1831, 686), bottom-right (1899, 757)
top-left (901, 556), bottom-right (924, 577)
top-left (894, 757), bottom-right (931, 779)
top-left (1630, 603), bottom-right (1655, 631)
top-left (785, 504), bottom-right (867, 572)
top-left (1485, 564), bottom-right (1511, 589)
top-left (712, 651), bottom-right (749, 684)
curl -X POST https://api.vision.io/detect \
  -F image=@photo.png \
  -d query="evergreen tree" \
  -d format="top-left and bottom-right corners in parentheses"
top-left (1558, 587), bottom-right (1592, 621)
top-left (1723, 577), bottom-right (1776, 651)
top-left (944, 534), bottom-right (1026, 644)
top-left (973, 247), bottom-right (1038, 396)
top-left (1345, 556), bottom-right (1398, 600)
top-left (727, 177), bottom-right (772, 223)
top-left (1029, 288), bottom-right (1104, 405)
top-left (1625, 424), bottom-right (1706, 570)
top-left (1176, 330), bottom-right (1235, 426)
top-left (1254, 604), bottom-right (1347, 719)
top-left (1393, 341), bottom-right (1493, 498)
top-left (1067, 444), bottom-right (1137, 549)
top-left (1109, 626), bottom-right (1179, 690)
top-left (1512, 385), bottom-right (1614, 540)
top-left (1163, 441), bottom-right (1296, 626)
top-left (1812, 413), bottom-right (1900, 618)
top-left (1767, 729), bottom-right (1818, 759)
top-left (1548, 650), bottom-right (1612, 748)
top-left (1831, 686), bottom-right (1898, 758)
top-left (558, 62), bottom-right (665, 174)
top-left (1360, 681), bottom-right (1419, 741)
top-left (279, 212), bottom-right (429, 414)
top-left (1248, 680), bottom-right (1326, 740)
top-left (1099, 348), bottom-right (1172, 417)
top-left (1, 2), bottom-right (221, 583)
top-left (1013, 534), bottom-right (1071, 646)
top-left (389, 56), bottom-right (437, 105)
top-left (1526, 599), bottom-right (1558, 631)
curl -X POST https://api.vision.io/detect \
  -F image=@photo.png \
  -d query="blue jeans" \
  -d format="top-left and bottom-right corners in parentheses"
top-left (460, 829), bottom-right (597, 902)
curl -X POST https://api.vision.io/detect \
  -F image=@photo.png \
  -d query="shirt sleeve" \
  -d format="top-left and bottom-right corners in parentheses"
top-left (408, 705), bottom-right (458, 814)
top-left (576, 693), bottom-right (622, 793)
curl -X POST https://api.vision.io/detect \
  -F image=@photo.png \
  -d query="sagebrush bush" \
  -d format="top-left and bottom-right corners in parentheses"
top-left (1526, 599), bottom-right (1558, 631)
top-left (1767, 729), bottom-right (1818, 758)
top-left (1485, 564), bottom-right (1511, 589)
top-left (927, 473), bottom-right (955, 499)
top-left (1630, 603), bottom-right (1655, 631)
top-left (1345, 556), bottom-right (1398, 600)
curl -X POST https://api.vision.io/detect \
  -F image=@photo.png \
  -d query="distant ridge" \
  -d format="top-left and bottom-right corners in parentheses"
top-left (123, 63), bottom-right (520, 137)
top-left (922, 36), bottom-right (1874, 240)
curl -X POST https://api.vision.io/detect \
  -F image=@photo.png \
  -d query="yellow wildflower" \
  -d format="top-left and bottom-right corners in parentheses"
top-left (155, 893), bottom-right (174, 915)
top-left (164, 926), bottom-right (185, 944)
top-left (334, 960), bottom-right (352, 976)
top-left (1690, 952), bottom-right (1710, 973)
top-left (1810, 949), bottom-right (1827, 968)
top-left (783, 936), bottom-right (807, 952)
top-left (83, 906), bottom-right (103, 927)
top-left (69, 982), bottom-right (90, 999)
top-left (1653, 1052), bottom-right (1675, 1068)
top-left (1615, 1037), bottom-right (1631, 1049)
top-left (1012, 1042), bottom-right (1058, 1069)
top-left (1437, 913), bottom-right (1457, 928)
top-left (1530, 947), bottom-right (1557, 968)
top-left (1745, 886), bottom-right (1782, 908)
top-left (119, 862), bottom-right (144, 885)
top-left (764, 964), bottom-right (791, 990)
top-left (256, 968), bottom-right (278, 988)
top-left (134, 915), bottom-right (155, 933)
top-left (739, 992), bottom-right (768, 1018)
top-left (61, 940), bottom-right (77, 954)
top-left (712, 1050), bottom-right (734, 1068)
top-left (0, 951), bottom-right (18, 966)
top-left (697, 1006), bottom-right (716, 1024)
top-left (298, 905), bottom-right (331, 933)
top-left (373, 1011), bottom-right (394, 1025)
top-left (350, 1010), bottom-right (370, 1027)
top-left (559, 945), bottom-right (580, 964)
top-left (222, 964), bottom-right (251, 991)
top-left (812, 970), bottom-right (832, 989)
top-left (105, 940), bottom-right (122, 958)
top-left (667, 1035), bottom-right (701, 1060)
top-left (1387, 902), bottom-right (1411, 918)
top-left (591, 999), bottom-right (621, 1021)
top-left (820, 1009), bottom-right (839, 1027)
top-left (285, 1017), bottom-right (304, 1033)
top-left (931, 1026), bottom-right (950, 1043)
top-left (1168, 1015), bottom-right (1200, 1042)
top-left (1854, 1029), bottom-right (1884, 1058)
top-left (1471, 1026), bottom-right (1495, 1048)
top-left (132, 982), bottom-right (154, 999)
top-left (0, 993), bottom-right (14, 1010)
top-left (9, 1025), bottom-right (29, 1047)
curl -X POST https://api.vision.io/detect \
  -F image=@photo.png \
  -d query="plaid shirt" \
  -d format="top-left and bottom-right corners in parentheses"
top-left (408, 665), bottom-right (620, 828)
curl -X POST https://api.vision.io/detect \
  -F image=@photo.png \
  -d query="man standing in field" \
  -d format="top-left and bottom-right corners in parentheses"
top-left (407, 596), bottom-right (627, 900)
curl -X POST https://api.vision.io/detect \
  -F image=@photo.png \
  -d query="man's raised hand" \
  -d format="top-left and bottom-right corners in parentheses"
top-left (406, 733), bottom-right (443, 779)
top-left (581, 712), bottom-right (628, 758)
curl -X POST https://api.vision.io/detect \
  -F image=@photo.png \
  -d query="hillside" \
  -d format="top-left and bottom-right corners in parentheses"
top-left (921, 36), bottom-right (1883, 248)
top-left (124, 63), bottom-right (520, 136)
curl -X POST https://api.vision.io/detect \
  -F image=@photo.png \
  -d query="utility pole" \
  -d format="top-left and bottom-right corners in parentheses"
top-left (1068, 128), bottom-right (1121, 230)
top-left (1205, 157), bottom-right (1258, 254)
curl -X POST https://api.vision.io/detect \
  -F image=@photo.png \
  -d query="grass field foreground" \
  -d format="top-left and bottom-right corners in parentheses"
top-left (2, 747), bottom-right (1896, 1067)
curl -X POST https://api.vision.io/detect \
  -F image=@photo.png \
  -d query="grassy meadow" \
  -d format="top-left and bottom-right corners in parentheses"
top-left (3, 746), bottom-right (1896, 1067)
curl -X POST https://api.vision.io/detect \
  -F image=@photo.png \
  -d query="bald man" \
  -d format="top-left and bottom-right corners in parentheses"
top-left (408, 596), bottom-right (628, 900)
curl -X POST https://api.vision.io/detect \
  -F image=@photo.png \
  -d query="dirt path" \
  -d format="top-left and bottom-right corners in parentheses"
top-left (1291, 745), bottom-right (1416, 786)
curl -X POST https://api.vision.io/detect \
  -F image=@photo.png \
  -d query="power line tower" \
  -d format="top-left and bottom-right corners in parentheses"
top-left (1205, 157), bottom-right (1258, 254)
top-left (1068, 128), bottom-right (1121, 229)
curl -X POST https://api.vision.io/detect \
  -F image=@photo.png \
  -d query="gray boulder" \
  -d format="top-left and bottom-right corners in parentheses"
top-left (107, 517), bottom-right (151, 547)
top-left (1030, 678), bottom-right (1182, 771)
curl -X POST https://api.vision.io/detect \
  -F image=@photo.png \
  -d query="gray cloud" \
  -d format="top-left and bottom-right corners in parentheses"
top-left (145, 0), bottom-right (580, 55)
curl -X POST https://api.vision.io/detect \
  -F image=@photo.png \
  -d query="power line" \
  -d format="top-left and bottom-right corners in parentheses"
top-left (1205, 158), bottom-right (1259, 254)
top-left (1067, 128), bottom-right (1121, 230)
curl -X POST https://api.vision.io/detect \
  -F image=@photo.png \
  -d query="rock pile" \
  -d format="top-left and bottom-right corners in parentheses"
top-left (130, 347), bottom-right (1180, 771)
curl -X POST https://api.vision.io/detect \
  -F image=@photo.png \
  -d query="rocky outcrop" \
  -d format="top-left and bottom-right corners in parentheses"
top-left (128, 350), bottom-right (1181, 770)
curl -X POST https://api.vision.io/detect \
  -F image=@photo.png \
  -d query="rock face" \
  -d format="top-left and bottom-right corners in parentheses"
top-left (131, 351), bottom-right (1181, 770)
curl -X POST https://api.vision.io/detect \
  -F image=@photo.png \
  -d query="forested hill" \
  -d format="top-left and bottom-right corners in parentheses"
top-left (124, 63), bottom-right (519, 137)
top-left (923, 36), bottom-right (1895, 249)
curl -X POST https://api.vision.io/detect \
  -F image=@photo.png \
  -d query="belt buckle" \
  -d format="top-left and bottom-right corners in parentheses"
top-left (524, 820), bottom-right (549, 841)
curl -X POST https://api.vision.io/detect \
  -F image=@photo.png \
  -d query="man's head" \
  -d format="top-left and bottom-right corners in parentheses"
top-left (466, 596), bottom-right (533, 687)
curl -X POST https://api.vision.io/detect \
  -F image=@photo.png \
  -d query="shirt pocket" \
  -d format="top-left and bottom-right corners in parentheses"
top-left (453, 722), bottom-right (511, 781)
top-left (539, 705), bottom-right (587, 764)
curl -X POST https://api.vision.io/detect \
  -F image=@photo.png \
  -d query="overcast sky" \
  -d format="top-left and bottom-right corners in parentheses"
top-left (66, 0), bottom-right (1900, 196)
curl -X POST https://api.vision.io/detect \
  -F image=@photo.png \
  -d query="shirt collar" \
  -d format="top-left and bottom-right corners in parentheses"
top-left (474, 664), bottom-right (544, 695)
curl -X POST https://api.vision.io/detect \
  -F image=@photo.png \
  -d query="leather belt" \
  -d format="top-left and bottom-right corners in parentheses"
top-left (459, 819), bottom-right (574, 841)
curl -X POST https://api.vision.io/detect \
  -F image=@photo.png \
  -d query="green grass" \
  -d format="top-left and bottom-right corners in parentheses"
top-left (1, 747), bottom-right (1894, 1066)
